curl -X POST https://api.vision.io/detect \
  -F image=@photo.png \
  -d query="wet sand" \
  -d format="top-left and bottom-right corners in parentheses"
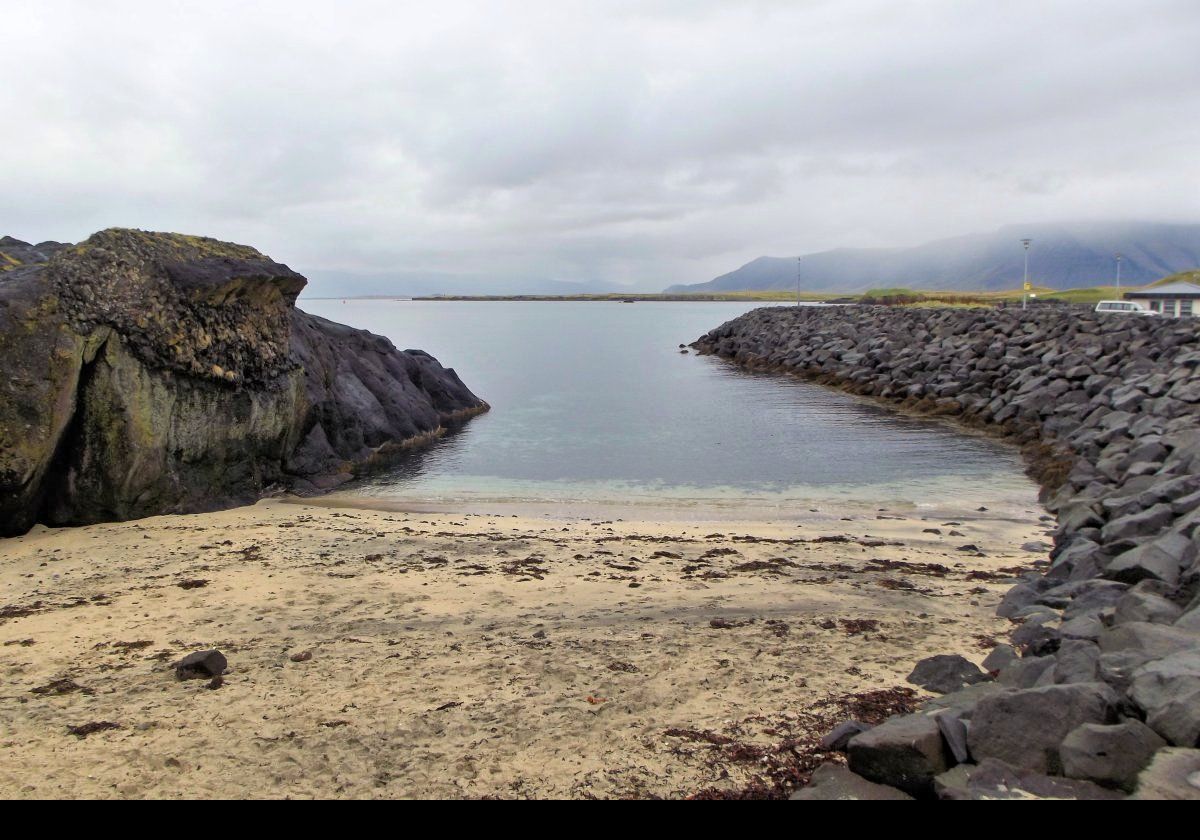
top-left (0, 498), bottom-right (1050, 799)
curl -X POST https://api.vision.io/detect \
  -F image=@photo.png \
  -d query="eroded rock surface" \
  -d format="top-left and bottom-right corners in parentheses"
top-left (0, 229), bottom-right (486, 535)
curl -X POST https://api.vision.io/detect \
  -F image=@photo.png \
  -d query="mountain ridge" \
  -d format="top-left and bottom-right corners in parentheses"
top-left (667, 222), bottom-right (1200, 294)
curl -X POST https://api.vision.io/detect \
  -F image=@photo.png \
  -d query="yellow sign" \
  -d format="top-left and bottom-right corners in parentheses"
top-left (1023, 282), bottom-right (1032, 291)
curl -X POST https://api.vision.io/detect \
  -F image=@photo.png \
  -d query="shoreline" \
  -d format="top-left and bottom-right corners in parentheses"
top-left (0, 497), bottom-right (1047, 799)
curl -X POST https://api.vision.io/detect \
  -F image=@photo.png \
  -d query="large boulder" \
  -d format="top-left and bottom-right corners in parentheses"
top-left (846, 713), bottom-right (950, 797)
top-left (1129, 651), bottom-right (1200, 747)
top-left (1060, 720), bottom-right (1167, 791)
top-left (967, 683), bottom-right (1119, 774)
top-left (0, 229), bottom-right (487, 535)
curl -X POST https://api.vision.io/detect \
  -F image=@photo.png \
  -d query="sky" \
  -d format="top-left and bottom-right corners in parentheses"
top-left (3, 0), bottom-right (1200, 291)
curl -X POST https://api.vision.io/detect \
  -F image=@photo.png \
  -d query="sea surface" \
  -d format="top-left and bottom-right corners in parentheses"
top-left (300, 299), bottom-right (1041, 519)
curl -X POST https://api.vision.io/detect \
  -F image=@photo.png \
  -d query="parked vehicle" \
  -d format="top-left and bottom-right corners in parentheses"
top-left (1095, 300), bottom-right (1158, 316)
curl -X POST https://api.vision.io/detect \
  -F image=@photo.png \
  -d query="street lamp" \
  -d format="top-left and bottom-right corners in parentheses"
top-left (796, 256), bottom-right (802, 307)
top-left (1115, 253), bottom-right (1123, 296)
top-left (1021, 238), bottom-right (1033, 310)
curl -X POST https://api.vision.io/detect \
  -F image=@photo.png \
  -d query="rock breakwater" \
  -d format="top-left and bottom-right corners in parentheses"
top-left (694, 305), bottom-right (1200, 799)
top-left (0, 229), bottom-right (486, 536)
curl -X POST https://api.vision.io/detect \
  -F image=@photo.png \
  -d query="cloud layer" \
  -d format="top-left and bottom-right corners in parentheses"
top-left (4, 0), bottom-right (1199, 289)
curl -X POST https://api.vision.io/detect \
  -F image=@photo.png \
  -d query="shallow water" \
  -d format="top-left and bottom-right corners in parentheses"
top-left (301, 300), bottom-right (1040, 518)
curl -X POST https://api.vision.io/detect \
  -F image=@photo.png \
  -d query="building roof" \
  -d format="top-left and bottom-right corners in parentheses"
top-left (1128, 281), bottom-right (1200, 297)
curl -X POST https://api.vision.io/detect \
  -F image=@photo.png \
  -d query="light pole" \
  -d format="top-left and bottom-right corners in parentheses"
top-left (796, 256), bottom-right (802, 307)
top-left (1021, 238), bottom-right (1032, 310)
top-left (1115, 253), bottom-right (1123, 296)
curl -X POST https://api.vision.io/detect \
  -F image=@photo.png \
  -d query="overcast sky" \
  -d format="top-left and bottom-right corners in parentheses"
top-left (3, 1), bottom-right (1199, 289)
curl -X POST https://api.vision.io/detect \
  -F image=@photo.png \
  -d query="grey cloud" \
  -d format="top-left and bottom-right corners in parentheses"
top-left (2, 0), bottom-right (1199, 290)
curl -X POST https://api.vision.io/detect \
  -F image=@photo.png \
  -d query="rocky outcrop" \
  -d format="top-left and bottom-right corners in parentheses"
top-left (693, 306), bottom-right (1200, 799)
top-left (0, 229), bottom-right (486, 536)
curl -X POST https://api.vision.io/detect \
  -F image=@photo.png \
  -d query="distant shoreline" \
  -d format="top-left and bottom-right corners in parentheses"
top-left (303, 293), bottom-right (849, 303)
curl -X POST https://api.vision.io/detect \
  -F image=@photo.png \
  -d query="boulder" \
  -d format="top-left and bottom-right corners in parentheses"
top-left (934, 758), bottom-right (1124, 800)
top-left (0, 229), bottom-right (487, 535)
top-left (1115, 585), bottom-right (1183, 626)
top-left (905, 654), bottom-right (988, 694)
top-left (1099, 622), bottom-right (1198, 660)
top-left (174, 649), bottom-right (228, 681)
top-left (1060, 720), bottom-right (1167, 791)
top-left (788, 763), bottom-right (913, 800)
top-left (1129, 650), bottom-right (1200, 747)
top-left (819, 720), bottom-right (870, 752)
top-left (1105, 532), bottom-right (1194, 586)
top-left (967, 683), bottom-right (1118, 774)
top-left (846, 713), bottom-right (950, 797)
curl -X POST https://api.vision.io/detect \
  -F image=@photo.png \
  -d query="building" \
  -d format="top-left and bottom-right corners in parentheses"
top-left (1125, 280), bottom-right (1200, 318)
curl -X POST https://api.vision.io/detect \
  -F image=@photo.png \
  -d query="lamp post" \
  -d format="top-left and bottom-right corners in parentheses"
top-left (796, 256), bottom-right (802, 307)
top-left (1021, 238), bottom-right (1032, 310)
top-left (1115, 253), bottom-right (1123, 296)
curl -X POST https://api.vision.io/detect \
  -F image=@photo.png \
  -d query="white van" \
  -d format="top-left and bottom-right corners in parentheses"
top-left (1095, 300), bottom-right (1158, 316)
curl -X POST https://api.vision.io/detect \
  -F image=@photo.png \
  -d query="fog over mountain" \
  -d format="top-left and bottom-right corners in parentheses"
top-left (667, 222), bottom-right (1200, 294)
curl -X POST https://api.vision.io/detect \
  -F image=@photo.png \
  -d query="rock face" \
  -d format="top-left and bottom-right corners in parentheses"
top-left (695, 306), bottom-right (1200, 799)
top-left (0, 229), bottom-right (486, 536)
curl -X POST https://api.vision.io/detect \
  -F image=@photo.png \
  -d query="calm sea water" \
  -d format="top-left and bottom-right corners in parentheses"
top-left (300, 300), bottom-right (1038, 518)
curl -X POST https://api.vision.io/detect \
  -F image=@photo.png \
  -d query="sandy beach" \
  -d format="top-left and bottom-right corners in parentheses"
top-left (0, 495), bottom-right (1052, 799)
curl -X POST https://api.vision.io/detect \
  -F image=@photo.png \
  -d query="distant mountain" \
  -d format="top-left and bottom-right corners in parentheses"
top-left (300, 270), bottom-right (623, 299)
top-left (666, 222), bottom-right (1200, 294)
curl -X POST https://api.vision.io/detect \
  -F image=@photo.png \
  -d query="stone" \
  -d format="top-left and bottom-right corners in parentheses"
top-left (933, 711), bottom-right (971, 764)
top-left (1131, 748), bottom-right (1200, 800)
top-left (905, 654), bottom-right (988, 694)
top-left (1053, 640), bottom-right (1101, 684)
top-left (1099, 622), bottom-right (1198, 660)
top-left (0, 229), bottom-right (487, 536)
top-left (1105, 532), bottom-right (1195, 585)
top-left (934, 758), bottom-right (1124, 800)
top-left (1115, 586), bottom-right (1184, 625)
top-left (788, 763), bottom-right (913, 800)
top-left (1100, 504), bottom-right (1175, 546)
top-left (967, 683), bottom-right (1118, 774)
top-left (175, 649), bottom-right (228, 681)
top-left (1129, 651), bottom-right (1200, 747)
top-left (981, 644), bottom-right (1018, 674)
top-left (998, 655), bottom-right (1056, 689)
top-left (1060, 720), bottom-right (1167, 791)
top-left (846, 713), bottom-right (950, 797)
top-left (819, 720), bottom-right (870, 752)
top-left (1011, 620), bottom-right (1061, 657)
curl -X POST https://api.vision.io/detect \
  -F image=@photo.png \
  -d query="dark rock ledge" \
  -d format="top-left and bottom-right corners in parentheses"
top-left (0, 229), bottom-right (487, 536)
top-left (693, 305), bottom-right (1200, 800)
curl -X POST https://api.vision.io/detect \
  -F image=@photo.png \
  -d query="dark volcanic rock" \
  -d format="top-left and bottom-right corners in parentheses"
top-left (846, 712), bottom-right (951, 797)
top-left (0, 229), bottom-right (487, 535)
top-left (1060, 720), bottom-right (1167, 791)
top-left (906, 654), bottom-right (988, 694)
top-left (693, 304), bottom-right (1200, 803)
top-left (789, 763), bottom-right (913, 800)
top-left (935, 758), bottom-right (1124, 800)
top-left (174, 649), bottom-right (228, 681)
top-left (967, 683), bottom-right (1119, 774)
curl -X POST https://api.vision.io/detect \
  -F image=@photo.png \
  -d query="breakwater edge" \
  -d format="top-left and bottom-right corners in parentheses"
top-left (694, 305), bottom-right (1200, 799)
